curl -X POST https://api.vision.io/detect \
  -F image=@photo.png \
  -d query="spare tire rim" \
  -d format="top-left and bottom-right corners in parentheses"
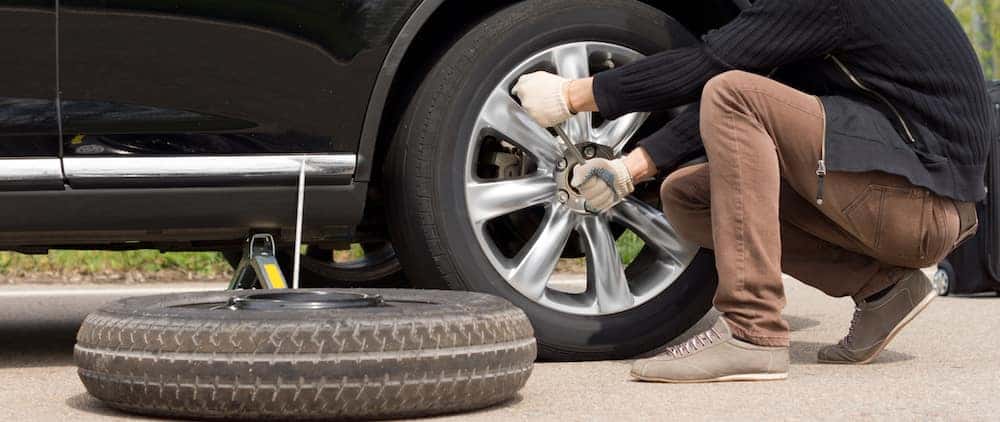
top-left (173, 291), bottom-right (387, 310)
top-left (464, 41), bottom-right (698, 316)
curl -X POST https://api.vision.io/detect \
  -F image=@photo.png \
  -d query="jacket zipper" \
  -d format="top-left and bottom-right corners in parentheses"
top-left (765, 65), bottom-right (829, 203)
top-left (815, 55), bottom-right (920, 205)
top-left (827, 54), bottom-right (918, 144)
top-left (816, 99), bottom-right (828, 205)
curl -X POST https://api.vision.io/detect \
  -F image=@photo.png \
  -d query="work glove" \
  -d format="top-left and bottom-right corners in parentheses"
top-left (511, 71), bottom-right (574, 128)
top-left (571, 158), bottom-right (635, 214)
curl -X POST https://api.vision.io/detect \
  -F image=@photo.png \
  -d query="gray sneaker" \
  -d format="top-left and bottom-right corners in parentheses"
top-left (818, 269), bottom-right (936, 364)
top-left (630, 318), bottom-right (789, 383)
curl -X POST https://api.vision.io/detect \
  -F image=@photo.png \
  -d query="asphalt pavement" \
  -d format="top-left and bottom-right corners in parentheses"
top-left (0, 277), bottom-right (998, 421)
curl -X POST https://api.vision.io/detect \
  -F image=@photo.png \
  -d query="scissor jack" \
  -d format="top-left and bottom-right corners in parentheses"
top-left (228, 160), bottom-right (310, 290)
top-left (227, 233), bottom-right (290, 290)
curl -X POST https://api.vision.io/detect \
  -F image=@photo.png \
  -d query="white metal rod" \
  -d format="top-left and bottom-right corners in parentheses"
top-left (292, 160), bottom-right (306, 289)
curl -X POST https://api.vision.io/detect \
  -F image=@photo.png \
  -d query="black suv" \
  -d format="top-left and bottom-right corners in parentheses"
top-left (1, 0), bottom-right (747, 360)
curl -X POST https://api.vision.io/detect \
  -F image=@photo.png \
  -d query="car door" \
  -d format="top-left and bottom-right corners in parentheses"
top-left (55, 0), bottom-right (402, 189)
top-left (0, 0), bottom-right (61, 190)
top-left (18, 0), bottom-right (421, 244)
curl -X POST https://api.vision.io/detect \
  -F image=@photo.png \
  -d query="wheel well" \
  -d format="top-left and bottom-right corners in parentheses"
top-left (359, 0), bottom-right (741, 233)
top-left (368, 0), bottom-right (512, 183)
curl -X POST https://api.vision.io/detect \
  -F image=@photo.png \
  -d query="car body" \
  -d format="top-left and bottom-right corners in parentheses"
top-left (2, 0), bottom-right (747, 360)
top-left (0, 0), bottom-right (740, 251)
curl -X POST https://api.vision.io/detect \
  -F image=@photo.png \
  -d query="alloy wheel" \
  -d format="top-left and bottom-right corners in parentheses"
top-left (463, 42), bottom-right (698, 316)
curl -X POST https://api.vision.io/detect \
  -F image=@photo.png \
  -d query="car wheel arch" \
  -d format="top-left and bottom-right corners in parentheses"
top-left (354, 0), bottom-right (742, 187)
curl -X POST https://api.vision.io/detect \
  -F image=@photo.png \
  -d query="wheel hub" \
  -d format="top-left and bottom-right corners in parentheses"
top-left (554, 142), bottom-right (616, 214)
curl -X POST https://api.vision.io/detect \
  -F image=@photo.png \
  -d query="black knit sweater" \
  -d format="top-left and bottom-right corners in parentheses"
top-left (593, 0), bottom-right (994, 202)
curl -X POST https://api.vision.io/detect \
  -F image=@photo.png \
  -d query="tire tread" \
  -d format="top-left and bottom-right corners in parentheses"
top-left (385, 0), bottom-right (715, 361)
top-left (75, 290), bottom-right (535, 420)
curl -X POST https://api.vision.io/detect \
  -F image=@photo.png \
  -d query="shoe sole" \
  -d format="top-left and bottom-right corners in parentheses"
top-left (818, 290), bottom-right (937, 365)
top-left (630, 372), bottom-right (788, 384)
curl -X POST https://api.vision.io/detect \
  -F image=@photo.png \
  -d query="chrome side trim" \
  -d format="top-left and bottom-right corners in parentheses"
top-left (63, 154), bottom-right (356, 188)
top-left (0, 158), bottom-right (65, 190)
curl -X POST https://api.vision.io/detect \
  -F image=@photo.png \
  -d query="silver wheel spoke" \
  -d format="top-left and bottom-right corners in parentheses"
top-left (467, 174), bottom-right (557, 225)
top-left (563, 112), bottom-right (593, 145)
top-left (480, 87), bottom-right (561, 166)
top-left (579, 215), bottom-right (634, 314)
top-left (466, 42), bottom-right (697, 316)
top-left (553, 44), bottom-right (593, 144)
top-left (595, 112), bottom-right (650, 154)
top-left (552, 43), bottom-right (590, 79)
top-left (504, 205), bottom-right (577, 300)
top-left (610, 198), bottom-right (693, 261)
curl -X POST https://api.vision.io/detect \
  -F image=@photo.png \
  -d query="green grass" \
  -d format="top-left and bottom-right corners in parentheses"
top-left (0, 245), bottom-right (369, 282)
top-left (616, 230), bottom-right (645, 266)
top-left (333, 244), bottom-right (365, 262)
top-left (0, 250), bottom-right (231, 277)
top-left (0, 235), bottom-right (641, 280)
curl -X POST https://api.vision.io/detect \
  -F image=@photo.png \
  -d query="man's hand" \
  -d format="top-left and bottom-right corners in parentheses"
top-left (570, 158), bottom-right (635, 214)
top-left (511, 71), bottom-right (574, 128)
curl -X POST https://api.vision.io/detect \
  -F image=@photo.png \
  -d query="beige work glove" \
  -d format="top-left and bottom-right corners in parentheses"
top-left (511, 71), bottom-right (574, 128)
top-left (571, 158), bottom-right (635, 214)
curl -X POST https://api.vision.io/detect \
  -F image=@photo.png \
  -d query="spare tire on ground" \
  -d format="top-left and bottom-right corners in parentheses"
top-left (75, 289), bottom-right (536, 420)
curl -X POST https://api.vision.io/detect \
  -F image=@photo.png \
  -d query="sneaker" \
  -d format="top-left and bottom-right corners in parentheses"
top-left (630, 318), bottom-right (789, 383)
top-left (818, 269), bottom-right (936, 364)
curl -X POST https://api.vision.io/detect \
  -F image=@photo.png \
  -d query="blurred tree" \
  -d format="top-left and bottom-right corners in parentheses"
top-left (951, 0), bottom-right (998, 79)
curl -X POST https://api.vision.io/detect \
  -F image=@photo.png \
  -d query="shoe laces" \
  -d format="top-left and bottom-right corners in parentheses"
top-left (663, 327), bottom-right (723, 358)
top-left (839, 306), bottom-right (863, 347)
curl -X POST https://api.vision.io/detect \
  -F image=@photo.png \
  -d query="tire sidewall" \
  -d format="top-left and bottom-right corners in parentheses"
top-left (76, 289), bottom-right (536, 420)
top-left (394, 0), bottom-right (715, 359)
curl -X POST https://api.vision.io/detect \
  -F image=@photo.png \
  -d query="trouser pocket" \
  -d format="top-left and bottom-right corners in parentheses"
top-left (953, 202), bottom-right (979, 248)
top-left (842, 184), bottom-right (930, 262)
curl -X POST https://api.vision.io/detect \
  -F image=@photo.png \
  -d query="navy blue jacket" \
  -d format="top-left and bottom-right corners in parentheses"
top-left (594, 0), bottom-right (993, 202)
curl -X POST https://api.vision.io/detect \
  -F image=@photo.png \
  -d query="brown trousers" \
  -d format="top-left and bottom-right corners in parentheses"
top-left (660, 71), bottom-right (978, 347)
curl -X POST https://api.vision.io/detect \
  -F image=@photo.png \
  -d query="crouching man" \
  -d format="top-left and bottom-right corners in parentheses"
top-left (513, 0), bottom-right (992, 382)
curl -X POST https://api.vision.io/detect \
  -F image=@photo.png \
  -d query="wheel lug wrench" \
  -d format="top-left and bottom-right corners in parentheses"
top-left (553, 126), bottom-right (586, 165)
top-left (551, 125), bottom-right (598, 213)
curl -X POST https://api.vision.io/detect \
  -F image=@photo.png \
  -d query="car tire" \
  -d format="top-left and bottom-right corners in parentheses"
top-left (934, 260), bottom-right (953, 296)
top-left (75, 289), bottom-right (535, 420)
top-left (386, 0), bottom-right (717, 361)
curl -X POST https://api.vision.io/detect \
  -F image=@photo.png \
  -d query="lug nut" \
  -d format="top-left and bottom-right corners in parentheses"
top-left (557, 190), bottom-right (569, 204)
top-left (582, 145), bottom-right (597, 159)
top-left (556, 158), bottom-right (568, 171)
